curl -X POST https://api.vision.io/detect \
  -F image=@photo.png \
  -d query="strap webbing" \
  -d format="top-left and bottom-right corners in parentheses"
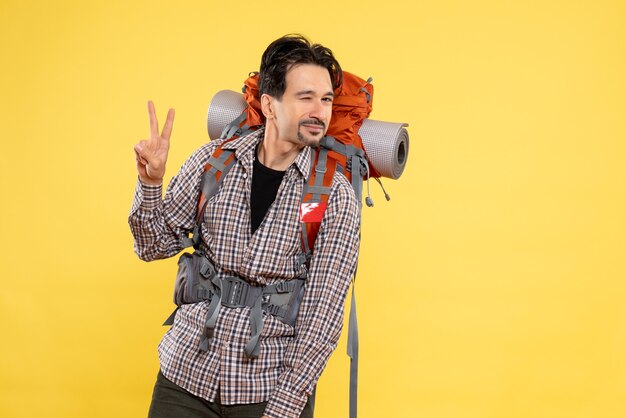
top-left (182, 150), bottom-right (236, 250)
top-left (245, 295), bottom-right (264, 358)
top-left (306, 185), bottom-right (332, 196)
top-left (347, 284), bottom-right (359, 418)
top-left (312, 147), bottom-right (329, 202)
top-left (350, 155), bottom-right (364, 203)
top-left (220, 113), bottom-right (247, 139)
top-left (300, 151), bottom-right (317, 261)
top-left (199, 277), bottom-right (223, 352)
top-left (319, 137), bottom-right (368, 205)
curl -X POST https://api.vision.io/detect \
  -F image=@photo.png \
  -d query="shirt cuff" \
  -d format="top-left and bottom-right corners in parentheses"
top-left (264, 386), bottom-right (308, 418)
top-left (135, 178), bottom-right (163, 211)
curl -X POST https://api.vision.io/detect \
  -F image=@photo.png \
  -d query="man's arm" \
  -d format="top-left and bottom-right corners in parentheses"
top-left (128, 101), bottom-right (214, 261)
top-left (264, 177), bottom-right (361, 418)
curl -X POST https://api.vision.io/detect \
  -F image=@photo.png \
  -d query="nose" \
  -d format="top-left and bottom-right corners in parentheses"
top-left (308, 99), bottom-right (326, 121)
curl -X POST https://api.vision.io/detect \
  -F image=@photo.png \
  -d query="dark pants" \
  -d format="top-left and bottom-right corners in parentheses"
top-left (148, 371), bottom-right (315, 418)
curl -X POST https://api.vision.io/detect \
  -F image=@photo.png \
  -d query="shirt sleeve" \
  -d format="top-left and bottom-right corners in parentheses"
top-left (264, 176), bottom-right (361, 418)
top-left (128, 142), bottom-right (217, 261)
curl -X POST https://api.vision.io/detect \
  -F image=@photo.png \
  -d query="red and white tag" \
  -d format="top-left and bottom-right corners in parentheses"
top-left (299, 202), bottom-right (327, 223)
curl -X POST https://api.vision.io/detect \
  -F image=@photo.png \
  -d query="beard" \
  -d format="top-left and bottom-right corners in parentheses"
top-left (296, 118), bottom-right (326, 147)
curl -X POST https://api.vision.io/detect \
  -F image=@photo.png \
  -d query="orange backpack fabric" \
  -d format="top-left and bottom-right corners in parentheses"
top-left (241, 75), bottom-right (264, 129)
top-left (326, 71), bottom-right (378, 177)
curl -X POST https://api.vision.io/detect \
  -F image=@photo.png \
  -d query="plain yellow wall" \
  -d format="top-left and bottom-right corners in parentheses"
top-left (1, 1), bottom-right (625, 417)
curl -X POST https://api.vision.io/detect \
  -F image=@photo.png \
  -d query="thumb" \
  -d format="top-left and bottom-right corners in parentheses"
top-left (134, 140), bottom-right (149, 158)
top-left (135, 148), bottom-right (148, 166)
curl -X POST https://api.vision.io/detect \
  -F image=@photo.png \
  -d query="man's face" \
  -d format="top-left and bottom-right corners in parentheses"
top-left (270, 64), bottom-right (334, 148)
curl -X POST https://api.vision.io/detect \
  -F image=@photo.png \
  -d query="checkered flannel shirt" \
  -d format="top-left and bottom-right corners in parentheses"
top-left (129, 129), bottom-right (360, 418)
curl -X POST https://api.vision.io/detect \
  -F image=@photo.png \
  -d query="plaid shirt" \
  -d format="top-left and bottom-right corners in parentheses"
top-left (129, 129), bottom-right (360, 418)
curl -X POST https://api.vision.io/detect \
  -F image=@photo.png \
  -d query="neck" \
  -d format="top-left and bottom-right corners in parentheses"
top-left (258, 124), bottom-right (304, 171)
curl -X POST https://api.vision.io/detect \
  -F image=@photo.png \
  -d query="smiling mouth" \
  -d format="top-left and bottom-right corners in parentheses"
top-left (300, 120), bottom-right (325, 135)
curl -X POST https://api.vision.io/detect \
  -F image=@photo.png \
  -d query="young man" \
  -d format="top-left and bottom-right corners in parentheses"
top-left (129, 35), bottom-right (360, 418)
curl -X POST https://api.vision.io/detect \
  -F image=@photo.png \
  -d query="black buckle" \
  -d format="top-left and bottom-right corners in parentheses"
top-left (265, 304), bottom-right (281, 316)
top-left (275, 281), bottom-right (290, 293)
top-left (221, 277), bottom-right (249, 308)
top-left (199, 258), bottom-right (216, 279)
top-left (196, 287), bottom-right (214, 301)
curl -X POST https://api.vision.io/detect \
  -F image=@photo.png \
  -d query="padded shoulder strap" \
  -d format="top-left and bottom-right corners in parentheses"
top-left (180, 144), bottom-right (237, 249)
top-left (300, 146), bottom-right (338, 260)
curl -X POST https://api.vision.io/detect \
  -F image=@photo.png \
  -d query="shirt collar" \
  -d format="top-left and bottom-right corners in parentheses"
top-left (221, 128), bottom-right (313, 179)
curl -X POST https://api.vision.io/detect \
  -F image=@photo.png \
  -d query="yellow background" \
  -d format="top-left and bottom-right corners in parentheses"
top-left (1, 0), bottom-right (625, 417)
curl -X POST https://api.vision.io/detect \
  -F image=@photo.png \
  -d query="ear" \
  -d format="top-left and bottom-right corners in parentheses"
top-left (261, 94), bottom-right (275, 119)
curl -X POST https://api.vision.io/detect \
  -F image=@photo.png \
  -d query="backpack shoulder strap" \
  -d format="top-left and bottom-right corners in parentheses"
top-left (300, 136), bottom-right (371, 258)
top-left (299, 143), bottom-right (363, 418)
top-left (180, 141), bottom-right (237, 249)
top-left (299, 145), bottom-right (338, 260)
top-left (319, 136), bottom-right (371, 205)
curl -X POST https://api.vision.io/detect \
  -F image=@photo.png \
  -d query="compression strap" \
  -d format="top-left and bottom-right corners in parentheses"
top-left (347, 283), bottom-right (359, 418)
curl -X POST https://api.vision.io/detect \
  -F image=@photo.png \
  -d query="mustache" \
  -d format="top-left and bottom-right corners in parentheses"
top-left (299, 119), bottom-right (326, 130)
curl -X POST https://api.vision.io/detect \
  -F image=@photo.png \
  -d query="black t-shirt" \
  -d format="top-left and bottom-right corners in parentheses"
top-left (250, 151), bottom-right (286, 234)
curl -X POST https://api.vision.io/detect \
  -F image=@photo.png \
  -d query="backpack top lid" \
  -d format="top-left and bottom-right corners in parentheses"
top-left (326, 71), bottom-right (374, 146)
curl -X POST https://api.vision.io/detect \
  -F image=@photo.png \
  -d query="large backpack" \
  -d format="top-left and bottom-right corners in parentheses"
top-left (183, 71), bottom-right (378, 418)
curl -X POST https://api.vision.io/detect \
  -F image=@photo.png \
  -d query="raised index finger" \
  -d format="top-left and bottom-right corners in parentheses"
top-left (147, 100), bottom-right (159, 138)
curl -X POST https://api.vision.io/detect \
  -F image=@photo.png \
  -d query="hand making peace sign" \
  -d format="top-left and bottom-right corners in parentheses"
top-left (134, 101), bottom-right (175, 185)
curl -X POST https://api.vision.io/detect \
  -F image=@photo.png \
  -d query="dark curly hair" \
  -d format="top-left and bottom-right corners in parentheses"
top-left (258, 34), bottom-right (343, 100)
